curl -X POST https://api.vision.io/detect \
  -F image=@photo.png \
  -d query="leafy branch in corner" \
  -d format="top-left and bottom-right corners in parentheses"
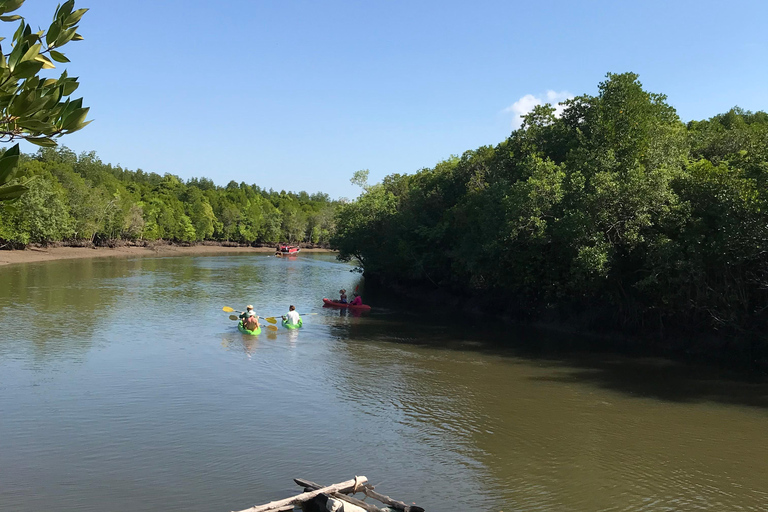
top-left (0, 0), bottom-right (89, 203)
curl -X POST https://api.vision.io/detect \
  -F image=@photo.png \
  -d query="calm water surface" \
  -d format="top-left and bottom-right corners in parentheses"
top-left (1, 253), bottom-right (767, 511)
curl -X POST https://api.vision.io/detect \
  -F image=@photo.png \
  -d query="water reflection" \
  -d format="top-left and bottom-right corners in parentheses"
top-left (0, 258), bottom-right (140, 363)
top-left (323, 315), bottom-right (768, 510)
top-left (2, 254), bottom-right (768, 512)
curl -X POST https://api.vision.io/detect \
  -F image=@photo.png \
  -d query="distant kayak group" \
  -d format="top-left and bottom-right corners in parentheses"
top-left (224, 290), bottom-right (371, 336)
top-left (235, 305), bottom-right (302, 335)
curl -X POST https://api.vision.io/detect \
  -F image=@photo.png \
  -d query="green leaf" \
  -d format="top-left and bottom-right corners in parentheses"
top-left (0, 183), bottom-right (27, 201)
top-left (49, 50), bottom-right (69, 63)
top-left (12, 59), bottom-right (44, 79)
top-left (0, 143), bottom-right (20, 184)
top-left (20, 42), bottom-right (41, 63)
top-left (54, 27), bottom-right (76, 47)
top-left (25, 136), bottom-right (57, 147)
top-left (64, 118), bottom-right (90, 134)
top-left (7, 36), bottom-right (25, 69)
top-left (65, 8), bottom-right (88, 26)
top-left (76, 117), bottom-right (91, 131)
top-left (17, 118), bottom-right (51, 132)
top-left (35, 54), bottom-right (55, 69)
top-left (12, 17), bottom-right (23, 43)
top-left (0, 14), bottom-right (21, 21)
top-left (46, 20), bottom-right (61, 47)
top-left (26, 94), bottom-right (53, 114)
top-left (44, 86), bottom-right (63, 107)
top-left (60, 79), bottom-right (79, 97)
top-left (8, 88), bottom-right (33, 115)
top-left (57, 1), bottom-right (75, 22)
top-left (62, 106), bottom-right (88, 131)
top-left (0, 0), bottom-right (24, 16)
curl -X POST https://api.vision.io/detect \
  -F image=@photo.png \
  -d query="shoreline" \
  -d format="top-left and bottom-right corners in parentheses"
top-left (0, 244), bottom-right (336, 266)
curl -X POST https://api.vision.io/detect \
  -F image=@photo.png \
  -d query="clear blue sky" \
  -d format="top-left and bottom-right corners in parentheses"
top-left (13, 0), bottom-right (768, 198)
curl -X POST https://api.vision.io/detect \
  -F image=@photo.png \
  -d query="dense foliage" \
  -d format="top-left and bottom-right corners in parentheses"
top-left (0, 147), bottom-right (339, 246)
top-left (333, 73), bottom-right (768, 337)
top-left (0, 0), bottom-right (90, 203)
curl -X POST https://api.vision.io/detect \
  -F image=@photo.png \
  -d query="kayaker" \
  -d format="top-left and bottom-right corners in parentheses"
top-left (239, 305), bottom-right (256, 321)
top-left (282, 305), bottom-right (301, 326)
top-left (338, 289), bottom-right (348, 303)
top-left (238, 305), bottom-right (260, 331)
top-left (349, 292), bottom-right (363, 306)
top-left (243, 314), bottom-right (261, 331)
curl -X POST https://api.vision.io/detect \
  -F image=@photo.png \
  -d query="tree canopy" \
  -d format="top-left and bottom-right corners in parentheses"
top-left (0, 146), bottom-right (340, 247)
top-left (333, 73), bottom-right (768, 339)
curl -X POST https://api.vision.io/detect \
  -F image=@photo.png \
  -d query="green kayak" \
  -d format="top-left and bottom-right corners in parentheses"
top-left (282, 318), bottom-right (303, 329)
top-left (238, 320), bottom-right (261, 335)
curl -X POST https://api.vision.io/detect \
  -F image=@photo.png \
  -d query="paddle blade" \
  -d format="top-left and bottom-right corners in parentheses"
top-left (229, 315), bottom-right (239, 321)
top-left (222, 306), bottom-right (235, 313)
top-left (266, 325), bottom-right (278, 331)
top-left (265, 317), bottom-right (278, 324)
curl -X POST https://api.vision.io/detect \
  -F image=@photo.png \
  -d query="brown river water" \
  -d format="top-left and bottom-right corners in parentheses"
top-left (1, 253), bottom-right (767, 511)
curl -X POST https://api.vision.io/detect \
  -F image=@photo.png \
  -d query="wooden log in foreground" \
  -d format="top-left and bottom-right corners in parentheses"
top-left (234, 476), bottom-right (368, 512)
top-left (294, 478), bottom-right (385, 512)
top-left (362, 485), bottom-right (425, 512)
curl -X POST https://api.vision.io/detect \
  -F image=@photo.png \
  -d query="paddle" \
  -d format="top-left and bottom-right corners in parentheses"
top-left (264, 313), bottom-right (319, 323)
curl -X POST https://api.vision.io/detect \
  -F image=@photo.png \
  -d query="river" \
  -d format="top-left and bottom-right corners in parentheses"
top-left (1, 253), bottom-right (767, 511)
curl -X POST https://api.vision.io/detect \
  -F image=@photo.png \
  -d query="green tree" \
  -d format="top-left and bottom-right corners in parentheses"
top-left (331, 72), bottom-right (768, 340)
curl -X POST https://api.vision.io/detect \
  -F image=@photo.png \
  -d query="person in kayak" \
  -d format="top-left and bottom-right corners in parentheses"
top-left (349, 292), bottom-right (363, 306)
top-left (239, 305), bottom-right (255, 320)
top-left (239, 305), bottom-right (261, 330)
top-left (243, 314), bottom-right (261, 331)
top-left (282, 305), bottom-right (301, 326)
top-left (338, 289), bottom-right (347, 303)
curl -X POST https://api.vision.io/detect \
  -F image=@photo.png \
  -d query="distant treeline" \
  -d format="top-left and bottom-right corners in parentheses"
top-left (0, 147), bottom-right (339, 247)
top-left (333, 73), bottom-right (768, 340)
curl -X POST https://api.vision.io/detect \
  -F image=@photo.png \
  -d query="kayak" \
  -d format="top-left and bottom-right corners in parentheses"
top-left (322, 298), bottom-right (372, 311)
top-left (282, 318), bottom-right (303, 329)
top-left (238, 320), bottom-right (261, 336)
top-left (277, 244), bottom-right (300, 254)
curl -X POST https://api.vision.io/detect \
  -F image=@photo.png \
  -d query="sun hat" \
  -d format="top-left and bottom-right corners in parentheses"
top-left (246, 305), bottom-right (253, 309)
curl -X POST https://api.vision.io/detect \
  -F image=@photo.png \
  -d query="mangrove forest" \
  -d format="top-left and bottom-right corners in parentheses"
top-left (333, 73), bottom-right (768, 350)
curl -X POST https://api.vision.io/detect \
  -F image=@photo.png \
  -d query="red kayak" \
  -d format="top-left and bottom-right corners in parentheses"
top-left (323, 298), bottom-right (371, 311)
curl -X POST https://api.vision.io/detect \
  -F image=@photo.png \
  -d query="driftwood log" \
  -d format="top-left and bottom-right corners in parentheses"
top-left (294, 478), bottom-right (385, 512)
top-left (362, 485), bottom-right (424, 512)
top-left (234, 476), bottom-right (368, 512)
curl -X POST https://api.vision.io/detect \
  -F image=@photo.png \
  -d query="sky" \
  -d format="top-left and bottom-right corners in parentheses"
top-left (10, 0), bottom-right (768, 199)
